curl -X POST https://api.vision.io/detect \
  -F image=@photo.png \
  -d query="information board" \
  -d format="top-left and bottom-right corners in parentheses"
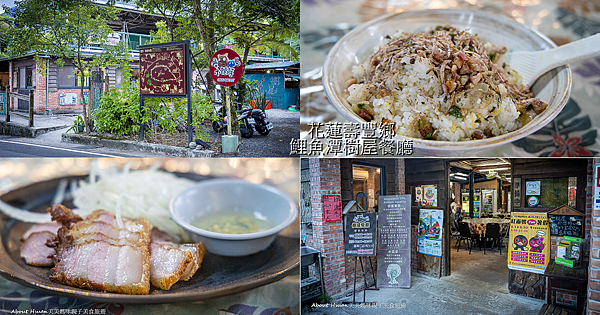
top-left (548, 215), bottom-right (583, 237)
top-left (140, 42), bottom-right (187, 96)
top-left (417, 209), bottom-right (443, 257)
top-left (377, 195), bottom-right (411, 289)
top-left (323, 195), bottom-right (341, 222)
top-left (507, 212), bottom-right (550, 274)
top-left (344, 212), bottom-right (376, 256)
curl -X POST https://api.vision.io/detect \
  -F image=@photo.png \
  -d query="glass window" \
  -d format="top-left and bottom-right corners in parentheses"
top-left (525, 177), bottom-right (569, 208)
top-left (19, 67), bottom-right (26, 89)
top-left (26, 67), bottom-right (33, 88)
top-left (352, 164), bottom-right (383, 212)
top-left (59, 66), bottom-right (89, 88)
top-left (58, 66), bottom-right (74, 87)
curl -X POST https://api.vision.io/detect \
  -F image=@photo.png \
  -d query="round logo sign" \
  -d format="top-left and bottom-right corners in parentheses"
top-left (527, 196), bottom-right (539, 207)
top-left (209, 48), bottom-right (244, 87)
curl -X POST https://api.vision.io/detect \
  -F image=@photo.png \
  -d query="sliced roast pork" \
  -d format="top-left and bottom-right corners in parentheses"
top-left (21, 222), bottom-right (62, 241)
top-left (149, 243), bottom-right (193, 290)
top-left (49, 206), bottom-right (151, 295)
top-left (20, 231), bottom-right (57, 266)
top-left (179, 243), bottom-right (205, 281)
top-left (149, 242), bottom-right (205, 289)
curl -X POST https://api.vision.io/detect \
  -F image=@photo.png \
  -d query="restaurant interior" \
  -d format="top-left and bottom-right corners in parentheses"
top-left (448, 158), bottom-right (513, 292)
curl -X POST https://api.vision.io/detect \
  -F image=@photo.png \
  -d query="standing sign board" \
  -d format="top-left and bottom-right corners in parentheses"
top-left (507, 212), bottom-right (550, 274)
top-left (323, 195), bottom-right (342, 222)
top-left (417, 209), bottom-right (443, 257)
top-left (139, 41), bottom-right (192, 144)
top-left (377, 195), bottom-right (411, 289)
top-left (344, 212), bottom-right (377, 256)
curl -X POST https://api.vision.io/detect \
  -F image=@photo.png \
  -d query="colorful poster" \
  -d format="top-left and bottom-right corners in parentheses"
top-left (417, 209), bottom-right (443, 257)
top-left (0, 92), bottom-right (5, 115)
top-left (568, 177), bottom-right (577, 208)
top-left (423, 185), bottom-right (437, 207)
top-left (507, 212), bottom-right (550, 274)
top-left (526, 181), bottom-right (541, 195)
top-left (377, 195), bottom-right (411, 289)
top-left (322, 195), bottom-right (341, 222)
top-left (415, 187), bottom-right (422, 203)
top-left (59, 93), bottom-right (77, 105)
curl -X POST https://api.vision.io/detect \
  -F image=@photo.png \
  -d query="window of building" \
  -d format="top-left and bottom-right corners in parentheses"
top-left (352, 164), bottom-right (384, 212)
top-left (58, 66), bottom-right (89, 88)
top-left (525, 177), bottom-right (571, 208)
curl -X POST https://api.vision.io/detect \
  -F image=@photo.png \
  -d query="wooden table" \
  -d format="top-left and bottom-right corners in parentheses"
top-left (544, 260), bottom-right (588, 314)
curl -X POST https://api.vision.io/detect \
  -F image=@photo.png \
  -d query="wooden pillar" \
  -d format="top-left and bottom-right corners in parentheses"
top-left (28, 89), bottom-right (34, 127)
top-left (5, 85), bottom-right (10, 122)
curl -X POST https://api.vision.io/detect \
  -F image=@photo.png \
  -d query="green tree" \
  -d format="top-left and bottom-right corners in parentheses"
top-left (4, 0), bottom-right (129, 132)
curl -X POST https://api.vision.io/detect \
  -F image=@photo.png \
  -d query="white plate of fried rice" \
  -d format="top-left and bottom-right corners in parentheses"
top-left (323, 9), bottom-right (572, 156)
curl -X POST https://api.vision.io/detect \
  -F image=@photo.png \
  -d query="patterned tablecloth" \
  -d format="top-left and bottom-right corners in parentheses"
top-left (300, 0), bottom-right (600, 157)
top-left (0, 158), bottom-right (300, 315)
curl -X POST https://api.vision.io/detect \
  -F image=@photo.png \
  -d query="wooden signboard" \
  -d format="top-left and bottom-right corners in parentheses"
top-left (323, 194), bottom-right (341, 222)
top-left (344, 212), bottom-right (377, 256)
top-left (140, 42), bottom-right (188, 96)
top-left (548, 205), bottom-right (584, 238)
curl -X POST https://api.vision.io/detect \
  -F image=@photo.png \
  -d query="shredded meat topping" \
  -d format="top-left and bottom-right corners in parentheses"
top-left (359, 26), bottom-right (547, 118)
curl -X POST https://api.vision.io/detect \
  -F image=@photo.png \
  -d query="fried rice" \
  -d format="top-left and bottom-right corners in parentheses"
top-left (345, 26), bottom-right (547, 141)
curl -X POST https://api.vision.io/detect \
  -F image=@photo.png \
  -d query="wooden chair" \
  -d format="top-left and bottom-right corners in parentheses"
top-left (457, 222), bottom-right (476, 254)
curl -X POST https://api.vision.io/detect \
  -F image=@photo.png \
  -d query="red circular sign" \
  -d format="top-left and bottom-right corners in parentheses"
top-left (209, 48), bottom-right (244, 87)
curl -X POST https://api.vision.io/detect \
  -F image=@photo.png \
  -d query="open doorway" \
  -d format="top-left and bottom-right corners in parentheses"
top-left (449, 158), bottom-right (512, 293)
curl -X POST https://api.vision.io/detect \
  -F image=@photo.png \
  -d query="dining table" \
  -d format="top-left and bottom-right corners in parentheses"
top-left (301, 0), bottom-right (600, 157)
top-left (0, 158), bottom-right (300, 315)
top-left (462, 218), bottom-right (511, 236)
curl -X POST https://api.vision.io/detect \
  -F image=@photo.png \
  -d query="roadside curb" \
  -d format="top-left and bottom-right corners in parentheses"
top-left (0, 121), bottom-right (70, 138)
top-left (62, 133), bottom-right (215, 157)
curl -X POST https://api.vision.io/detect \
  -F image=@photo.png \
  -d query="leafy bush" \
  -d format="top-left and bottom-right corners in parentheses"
top-left (93, 79), bottom-right (140, 137)
top-left (94, 73), bottom-right (219, 141)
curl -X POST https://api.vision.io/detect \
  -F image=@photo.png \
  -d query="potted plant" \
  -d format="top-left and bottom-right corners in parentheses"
top-left (66, 116), bottom-right (85, 133)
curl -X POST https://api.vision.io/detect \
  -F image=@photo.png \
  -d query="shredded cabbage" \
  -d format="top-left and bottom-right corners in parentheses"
top-left (71, 163), bottom-right (196, 242)
top-left (0, 163), bottom-right (196, 242)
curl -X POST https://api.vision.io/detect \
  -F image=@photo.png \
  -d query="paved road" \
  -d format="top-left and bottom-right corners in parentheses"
top-left (0, 136), bottom-right (144, 158)
top-left (210, 109), bottom-right (300, 157)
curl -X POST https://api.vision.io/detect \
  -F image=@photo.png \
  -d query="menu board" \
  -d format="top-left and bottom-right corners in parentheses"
top-left (507, 212), bottom-right (550, 274)
top-left (377, 195), bottom-right (411, 289)
top-left (323, 195), bottom-right (341, 222)
top-left (344, 212), bottom-right (377, 256)
top-left (417, 209), bottom-right (443, 257)
top-left (548, 215), bottom-right (583, 237)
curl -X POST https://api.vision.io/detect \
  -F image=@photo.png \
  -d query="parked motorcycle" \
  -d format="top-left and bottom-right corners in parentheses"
top-left (246, 108), bottom-right (273, 136)
top-left (212, 106), bottom-right (254, 138)
top-left (212, 105), bottom-right (273, 138)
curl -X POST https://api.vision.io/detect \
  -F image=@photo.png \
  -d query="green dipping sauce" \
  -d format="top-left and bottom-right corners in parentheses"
top-left (191, 211), bottom-right (273, 234)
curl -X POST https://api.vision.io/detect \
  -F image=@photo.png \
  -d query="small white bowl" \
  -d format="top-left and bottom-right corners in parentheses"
top-left (170, 178), bottom-right (298, 256)
top-left (323, 9), bottom-right (572, 156)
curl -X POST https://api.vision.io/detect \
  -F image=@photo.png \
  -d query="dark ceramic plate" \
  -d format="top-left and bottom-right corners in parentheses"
top-left (0, 174), bottom-right (299, 303)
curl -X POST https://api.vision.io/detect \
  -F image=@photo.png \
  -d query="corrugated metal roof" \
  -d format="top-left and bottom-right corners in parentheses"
top-left (245, 61), bottom-right (299, 70)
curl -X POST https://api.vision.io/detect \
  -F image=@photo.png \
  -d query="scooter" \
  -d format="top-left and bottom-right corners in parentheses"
top-left (246, 108), bottom-right (273, 136)
top-left (212, 106), bottom-right (254, 138)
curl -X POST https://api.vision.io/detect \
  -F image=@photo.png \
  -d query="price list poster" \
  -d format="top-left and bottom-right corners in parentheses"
top-left (507, 212), bottom-right (550, 274)
top-left (377, 195), bottom-right (411, 288)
